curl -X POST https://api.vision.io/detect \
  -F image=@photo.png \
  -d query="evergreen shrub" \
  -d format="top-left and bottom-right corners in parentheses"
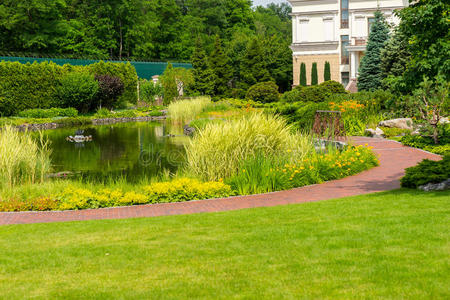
top-left (401, 156), bottom-right (450, 188)
top-left (246, 81), bottom-right (280, 103)
top-left (58, 72), bottom-right (99, 112)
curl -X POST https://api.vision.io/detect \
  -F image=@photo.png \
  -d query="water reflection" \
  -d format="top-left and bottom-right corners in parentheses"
top-left (40, 121), bottom-right (188, 183)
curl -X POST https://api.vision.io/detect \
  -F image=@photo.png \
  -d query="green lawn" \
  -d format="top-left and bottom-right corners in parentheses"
top-left (1, 189), bottom-right (449, 299)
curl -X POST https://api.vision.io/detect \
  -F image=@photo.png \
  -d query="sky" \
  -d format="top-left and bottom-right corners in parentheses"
top-left (253, 0), bottom-right (288, 7)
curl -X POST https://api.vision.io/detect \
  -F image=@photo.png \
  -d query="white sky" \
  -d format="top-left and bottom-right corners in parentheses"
top-left (253, 0), bottom-right (288, 7)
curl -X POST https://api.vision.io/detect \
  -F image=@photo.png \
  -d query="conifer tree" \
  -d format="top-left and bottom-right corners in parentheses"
top-left (240, 37), bottom-right (272, 91)
top-left (160, 63), bottom-right (178, 104)
top-left (311, 62), bottom-right (318, 85)
top-left (191, 38), bottom-right (215, 96)
top-left (324, 61), bottom-right (331, 81)
top-left (300, 63), bottom-right (307, 86)
top-left (209, 35), bottom-right (233, 96)
top-left (357, 10), bottom-right (390, 91)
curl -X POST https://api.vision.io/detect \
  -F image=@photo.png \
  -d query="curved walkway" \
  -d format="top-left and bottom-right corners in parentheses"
top-left (0, 137), bottom-right (440, 225)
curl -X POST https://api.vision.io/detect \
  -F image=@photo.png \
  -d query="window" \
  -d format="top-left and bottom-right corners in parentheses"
top-left (341, 0), bottom-right (349, 28)
top-left (323, 18), bottom-right (334, 41)
top-left (341, 35), bottom-right (349, 64)
top-left (341, 72), bottom-right (349, 87)
top-left (368, 17), bottom-right (376, 35)
top-left (299, 20), bottom-right (309, 42)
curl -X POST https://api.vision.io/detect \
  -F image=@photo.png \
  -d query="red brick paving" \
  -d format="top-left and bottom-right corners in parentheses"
top-left (0, 137), bottom-right (440, 225)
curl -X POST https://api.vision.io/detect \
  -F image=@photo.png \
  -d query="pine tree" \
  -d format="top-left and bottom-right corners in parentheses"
top-left (311, 62), bottom-right (318, 85)
top-left (357, 10), bottom-right (390, 91)
top-left (240, 37), bottom-right (273, 91)
top-left (209, 35), bottom-right (233, 97)
top-left (324, 61), bottom-right (331, 81)
top-left (191, 38), bottom-right (215, 96)
top-left (300, 62), bottom-right (307, 86)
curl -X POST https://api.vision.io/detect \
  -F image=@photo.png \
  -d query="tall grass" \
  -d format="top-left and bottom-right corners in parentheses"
top-left (167, 96), bottom-right (211, 123)
top-left (185, 112), bottom-right (314, 181)
top-left (0, 126), bottom-right (52, 188)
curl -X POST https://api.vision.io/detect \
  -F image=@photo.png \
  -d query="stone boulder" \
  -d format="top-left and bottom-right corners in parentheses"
top-left (183, 125), bottom-right (196, 136)
top-left (379, 118), bottom-right (414, 130)
top-left (365, 127), bottom-right (384, 138)
top-left (419, 179), bottom-right (450, 192)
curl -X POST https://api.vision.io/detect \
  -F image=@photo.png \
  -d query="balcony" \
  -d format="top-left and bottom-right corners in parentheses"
top-left (353, 37), bottom-right (366, 46)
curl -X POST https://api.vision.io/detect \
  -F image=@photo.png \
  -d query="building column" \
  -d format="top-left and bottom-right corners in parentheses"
top-left (350, 51), bottom-right (357, 79)
top-left (355, 51), bottom-right (360, 77)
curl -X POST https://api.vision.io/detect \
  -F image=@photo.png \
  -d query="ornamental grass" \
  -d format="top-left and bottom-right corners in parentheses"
top-left (185, 112), bottom-right (315, 181)
top-left (0, 126), bottom-right (51, 188)
top-left (167, 96), bottom-right (211, 123)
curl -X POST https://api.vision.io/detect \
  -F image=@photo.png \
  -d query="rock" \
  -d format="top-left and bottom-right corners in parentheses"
top-left (379, 118), bottom-right (414, 130)
top-left (365, 127), bottom-right (384, 138)
top-left (183, 125), bottom-right (196, 136)
top-left (419, 179), bottom-right (450, 192)
top-left (439, 117), bottom-right (449, 124)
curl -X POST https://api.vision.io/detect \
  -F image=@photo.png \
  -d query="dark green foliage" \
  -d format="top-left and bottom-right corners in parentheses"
top-left (18, 108), bottom-right (78, 118)
top-left (269, 101), bottom-right (329, 130)
top-left (397, 0), bottom-right (450, 91)
top-left (94, 75), bottom-right (124, 110)
top-left (58, 72), bottom-right (99, 112)
top-left (401, 156), bottom-right (450, 188)
top-left (0, 61), bottom-right (64, 116)
top-left (280, 89), bottom-right (302, 103)
top-left (140, 80), bottom-right (163, 104)
top-left (357, 11), bottom-right (390, 91)
top-left (319, 80), bottom-right (347, 98)
top-left (311, 63), bottom-right (318, 85)
top-left (240, 38), bottom-right (272, 91)
top-left (210, 36), bottom-right (233, 97)
top-left (245, 82), bottom-right (279, 103)
top-left (190, 39), bottom-right (215, 96)
top-left (300, 63), bottom-right (307, 86)
top-left (400, 124), bottom-right (450, 155)
top-left (324, 61), bottom-right (331, 81)
top-left (54, 117), bottom-right (93, 126)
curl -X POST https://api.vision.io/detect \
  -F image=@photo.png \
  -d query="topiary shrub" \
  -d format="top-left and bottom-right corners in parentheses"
top-left (311, 62), bottom-right (318, 85)
top-left (324, 61), bottom-right (331, 81)
top-left (246, 81), bottom-right (280, 103)
top-left (94, 74), bottom-right (124, 110)
top-left (400, 156), bottom-right (450, 188)
top-left (58, 72), bottom-right (99, 112)
top-left (280, 89), bottom-right (303, 103)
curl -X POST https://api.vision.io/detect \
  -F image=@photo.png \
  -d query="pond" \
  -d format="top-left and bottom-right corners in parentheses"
top-left (40, 121), bottom-right (188, 183)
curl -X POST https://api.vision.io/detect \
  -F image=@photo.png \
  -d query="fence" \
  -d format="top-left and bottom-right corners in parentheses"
top-left (0, 56), bottom-right (192, 79)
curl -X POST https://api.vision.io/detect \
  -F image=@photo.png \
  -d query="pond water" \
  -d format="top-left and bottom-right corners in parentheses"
top-left (40, 121), bottom-right (188, 183)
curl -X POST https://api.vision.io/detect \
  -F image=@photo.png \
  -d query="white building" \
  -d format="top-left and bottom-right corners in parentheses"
top-left (288, 0), bottom-right (408, 91)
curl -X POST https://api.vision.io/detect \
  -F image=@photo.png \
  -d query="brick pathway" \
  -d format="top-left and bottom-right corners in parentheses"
top-left (0, 137), bottom-right (440, 225)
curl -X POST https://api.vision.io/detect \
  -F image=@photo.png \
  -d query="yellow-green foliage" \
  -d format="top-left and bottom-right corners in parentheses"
top-left (0, 126), bottom-right (51, 188)
top-left (143, 178), bottom-right (232, 203)
top-left (185, 112), bottom-right (315, 181)
top-left (167, 97), bottom-right (211, 123)
top-left (0, 178), bottom-right (232, 211)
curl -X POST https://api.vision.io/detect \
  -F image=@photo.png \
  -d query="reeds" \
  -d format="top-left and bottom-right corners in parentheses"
top-left (185, 112), bottom-right (314, 181)
top-left (167, 96), bottom-right (211, 123)
top-left (0, 126), bottom-right (52, 188)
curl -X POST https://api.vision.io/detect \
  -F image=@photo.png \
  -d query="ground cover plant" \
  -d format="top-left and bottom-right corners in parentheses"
top-left (0, 189), bottom-right (448, 299)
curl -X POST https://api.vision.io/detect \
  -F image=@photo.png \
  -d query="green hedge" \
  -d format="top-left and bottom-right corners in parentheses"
top-left (18, 108), bottom-right (78, 118)
top-left (0, 60), bottom-right (137, 116)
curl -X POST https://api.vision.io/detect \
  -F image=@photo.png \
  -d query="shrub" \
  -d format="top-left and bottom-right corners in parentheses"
top-left (0, 126), bottom-right (51, 188)
top-left (268, 101), bottom-right (330, 131)
top-left (185, 113), bottom-right (314, 181)
top-left (18, 108), bottom-right (78, 118)
top-left (54, 117), bottom-right (93, 126)
top-left (246, 81), bottom-right (279, 103)
top-left (280, 89), bottom-right (302, 103)
top-left (300, 63), bottom-right (307, 86)
top-left (401, 156), bottom-right (450, 188)
top-left (58, 72), bottom-right (99, 112)
top-left (294, 85), bottom-right (327, 103)
top-left (228, 145), bottom-right (379, 195)
top-left (319, 80), bottom-right (347, 98)
top-left (140, 80), bottom-right (163, 105)
top-left (379, 126), bottom-right (411, 138)
top-left (143, 178), bottom-right (232, 203)
top-left (167, 97), bottom-right (211, 123)
top-left (324, 61), bottom-right (331, 81)
top-left (94, 74), bottom-right (124, 110)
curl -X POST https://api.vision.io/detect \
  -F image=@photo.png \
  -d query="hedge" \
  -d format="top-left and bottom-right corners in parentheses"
top-left (0, 60), bottom-right (138, 116)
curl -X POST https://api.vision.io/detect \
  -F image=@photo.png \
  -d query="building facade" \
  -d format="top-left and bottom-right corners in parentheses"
top-left (288, 0), bottom-right (408, 90)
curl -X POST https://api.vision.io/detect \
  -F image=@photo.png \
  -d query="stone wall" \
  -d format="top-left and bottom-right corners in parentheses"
top-left (292, 54), bottom-right (340, 86)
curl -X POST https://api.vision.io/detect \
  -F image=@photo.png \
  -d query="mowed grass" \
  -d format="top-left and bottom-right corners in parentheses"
top-left (0, 189), bottom-right (449, 299)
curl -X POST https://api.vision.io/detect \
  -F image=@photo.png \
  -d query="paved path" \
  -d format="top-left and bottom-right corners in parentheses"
top-left (0, 137), bottom-right (440, 225)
